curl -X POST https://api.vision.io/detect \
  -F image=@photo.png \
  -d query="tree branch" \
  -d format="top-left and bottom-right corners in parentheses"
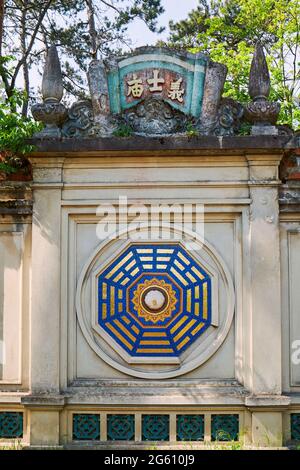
top-left (99, 0), bottom-right (121, 14)
top-left (0, 0), bottom-right (4, 56)
top-left (9, 0), bottom-right (53, 93)
top-left (85, 0), bottom-right (98, 59)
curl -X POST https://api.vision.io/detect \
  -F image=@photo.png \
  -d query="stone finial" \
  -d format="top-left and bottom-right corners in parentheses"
top-left (249, 42), bottom-right (270, 101)
top-left (42, 45), bottom-right (64, 102)
top-left (245, 43), bottom-right (280, 135)
top-left (32, 46), bottom-right (67, 138)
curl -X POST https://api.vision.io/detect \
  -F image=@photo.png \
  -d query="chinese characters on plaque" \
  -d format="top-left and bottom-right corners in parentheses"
top-left (126, 69), bottom-right (185, 104)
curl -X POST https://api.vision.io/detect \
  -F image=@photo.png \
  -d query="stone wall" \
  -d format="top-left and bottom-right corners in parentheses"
top-left (1, 136), bottom-right (300, 448)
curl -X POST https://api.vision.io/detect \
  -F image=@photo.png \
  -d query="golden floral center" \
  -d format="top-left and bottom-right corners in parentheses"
top-left (132, 278), bottom-right (177, 324)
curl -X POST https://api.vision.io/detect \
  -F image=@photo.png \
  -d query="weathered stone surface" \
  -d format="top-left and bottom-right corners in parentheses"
top-left (33, 46), bottom-right (250, 137)
top-left (245, 43), bottom-right (280, 134)
top-left (248, 43), bottom-right (271, 100)
top-left (88, 60), bottom-right (110, 117)
top-left (41, 46), bottom-right (64, 102)
top-left (199, 60), bottom-right (228, 134)
top-left (27, 134), bottom-right (298, 155)
top-left (87, 60), bottom-right (118, 136)
top-left (245, 101), bottom-right (280, 126)
top-left (32, 45), bottom-right (296, 139)
top-left (213, 98), bottom-right (244, 136)
top-left (123, 97), bottom-right (188, 135)
top-left (32, 101), bottom-right (67, 138)
top-left (61, 101), bottom-right (100, 138)
top-left (277, 124), bottom-right (294, 136)
top-left (0, 181), bottom-right (32, 216)
top-left (32, 46), bottom-right (67, 138)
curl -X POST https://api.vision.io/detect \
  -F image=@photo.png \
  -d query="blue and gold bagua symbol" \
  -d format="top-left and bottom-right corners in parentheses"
top-left (98, 243), bottom-right (212, 358)
top-left (106, 48), bottom-right (207, 118)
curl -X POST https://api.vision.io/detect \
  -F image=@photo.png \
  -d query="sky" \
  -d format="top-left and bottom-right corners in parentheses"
top-left (127, 0), bottom-right (199, 47)
top-left (6, 0), bottom-right (200, 98)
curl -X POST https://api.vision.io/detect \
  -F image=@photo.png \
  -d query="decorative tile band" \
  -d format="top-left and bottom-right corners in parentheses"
top-left (177, 414), bottom-right (204, 441)
top-left (142, 414), bottom-right (169, 441)
top-left (72, 414), bottom-right (100, 441)
top-left (211, 414), bottom-right (239, 442)
top-left (0, 412), bottom-right (23, 439)
top-left (291, 414), bottom-right (300, 441)
top-left (70, 412), bottom-right (242, 443)
top-left (107, 414), bottom-right (135, 441)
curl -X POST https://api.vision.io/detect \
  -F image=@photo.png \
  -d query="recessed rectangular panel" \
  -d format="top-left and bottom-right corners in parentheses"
top-left (288, 232), bottom-right (300, 386)
top-left (0, 232), bottom-right (23, 383)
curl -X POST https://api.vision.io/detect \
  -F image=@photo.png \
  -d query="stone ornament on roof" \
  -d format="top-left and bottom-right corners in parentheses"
top-left (31, 46), bottom-right (67, 138)
top-left (32, 44), bottom-right (284, 139)
top-left (244, 43), bottom-right (280, 135)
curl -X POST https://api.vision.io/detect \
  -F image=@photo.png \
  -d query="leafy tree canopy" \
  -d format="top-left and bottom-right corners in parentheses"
top-left (0, 84), bottom-right (42, 174)
top-left (167, 0), bottom-right (300, 128)
top-left (0, 0), bottom-right (164, 168)
top-left (0, 0), bottom-right (164, 110)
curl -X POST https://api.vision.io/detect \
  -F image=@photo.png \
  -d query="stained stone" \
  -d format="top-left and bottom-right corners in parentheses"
top-left (88, 60), bottom-right (110, 117)
top-left (249, 43), bottom-right (270, 101)
top-left (41, 46), bottom-right (64, 102)
top-left (32, 44), bottom-right (289, 139)
top-left (245, 43), bottom-right (280, 135)
top-left (200, 60), bottom-right (228, 134)
top-left (32, 45), bottom-right (67, 138)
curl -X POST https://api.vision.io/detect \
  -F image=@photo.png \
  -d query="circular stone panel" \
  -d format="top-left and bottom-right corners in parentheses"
top-left (76, 233), bottom-right (235, 378)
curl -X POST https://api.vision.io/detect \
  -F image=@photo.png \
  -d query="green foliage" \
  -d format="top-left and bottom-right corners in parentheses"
top-left (0, 92), bottom-right (42, 155)
top-left (0, 161), bottom-right (17, 174)
top-left (186, 121), bottom-right (199, 137)
top-left (238, 122), bottom-right (252, 136)
top-left (168, 0), bottom-right (300, 129)
top-left (0, 439), bottom-right (23, 450)
top-left (113, 123), bottom-right (133, 137)
top-left (112, 0), bottom-right (164, 33)
top-left (2, 0), bottom-right (165, 105)
top-left (0, 89), bottom-right (42, 174)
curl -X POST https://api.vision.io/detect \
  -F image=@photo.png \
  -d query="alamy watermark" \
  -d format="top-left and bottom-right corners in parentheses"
top-left (0, 340), bottom-right (5, 366)
top-left (95, 196), bottom-right (205, 252)
top-left (292, 340), bottom-right (300, 366)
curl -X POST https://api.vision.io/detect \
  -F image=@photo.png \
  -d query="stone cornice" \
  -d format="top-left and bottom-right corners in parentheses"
top-left (27, 135), bottom-right (299, 158)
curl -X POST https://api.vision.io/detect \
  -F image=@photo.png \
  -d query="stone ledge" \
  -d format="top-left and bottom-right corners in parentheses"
top-left (68, 378), bottom-right (242, 388)
top-left (287, 393), bottom-right (300, 406)
top-left (23, 445), bottom-right (64, 450)
top-left (245, 395), bottom-right (291, 409)
top-left (64, 381), bottom-right (248, 407)
top-left (21, 394), bottom-right (66, 409)
top-left (27, 135), bottom-right (299, 157)
top-left (62, 442), bottom-right (289, 451)
top-left (0, 392), bottom-right (31, 404)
